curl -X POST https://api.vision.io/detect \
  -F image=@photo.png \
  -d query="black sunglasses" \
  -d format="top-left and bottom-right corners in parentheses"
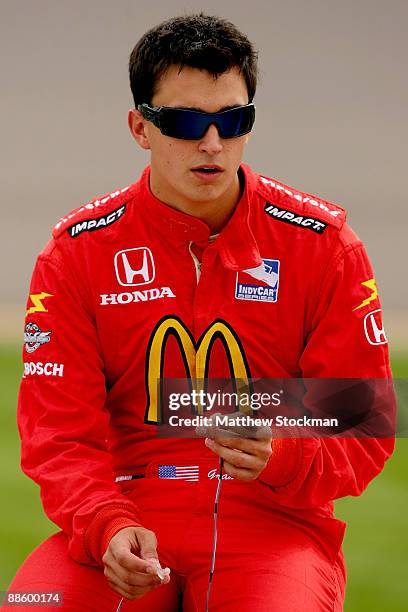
top-left (137, 103), bottom-right (255, 140)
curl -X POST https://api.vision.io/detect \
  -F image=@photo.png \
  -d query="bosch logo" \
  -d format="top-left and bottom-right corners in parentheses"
top-left (24, 362), bottom-right (64, 377)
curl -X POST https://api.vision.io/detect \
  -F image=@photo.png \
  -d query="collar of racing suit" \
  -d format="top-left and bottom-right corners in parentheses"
top-left (135, 163), bottom-right (263, 272)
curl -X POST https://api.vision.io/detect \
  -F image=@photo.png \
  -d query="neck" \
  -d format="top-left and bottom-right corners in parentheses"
top-left (149, 169), bottom-right (243, 234)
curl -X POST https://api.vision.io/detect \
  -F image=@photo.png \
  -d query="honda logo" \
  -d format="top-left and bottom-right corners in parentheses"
top-left (364, 309), bottom-right (388, 345)
top-left (114, 248), bottom-right (155, 286)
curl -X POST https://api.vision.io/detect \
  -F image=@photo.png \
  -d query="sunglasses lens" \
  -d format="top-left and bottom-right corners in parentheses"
top-left (161, 109), bottom-right (206, 139)
top-left (160, 105), bottom-right (255, 139)
top-left (217, 106), bottom-right (255, 138)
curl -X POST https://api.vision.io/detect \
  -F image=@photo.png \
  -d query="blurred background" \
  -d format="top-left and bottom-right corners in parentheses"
top-left (0, 1), bottom-right (407, 609)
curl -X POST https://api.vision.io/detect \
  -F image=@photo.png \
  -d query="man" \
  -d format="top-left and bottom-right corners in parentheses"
top-left (5, 13), bottom-right (393, 612)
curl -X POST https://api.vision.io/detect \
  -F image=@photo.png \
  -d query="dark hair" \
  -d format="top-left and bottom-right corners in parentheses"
top-left (129, 13), bottom-right (258, 106)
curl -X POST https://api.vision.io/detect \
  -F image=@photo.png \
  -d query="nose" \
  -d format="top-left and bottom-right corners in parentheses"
top-left (198, 123), bottom-right (223, 155)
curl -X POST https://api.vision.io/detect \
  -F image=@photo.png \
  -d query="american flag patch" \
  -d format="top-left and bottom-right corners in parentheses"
top-left (158, 465), bottom-right (199, 481)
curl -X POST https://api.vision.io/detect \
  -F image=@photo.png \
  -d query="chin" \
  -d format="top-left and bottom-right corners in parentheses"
top-left (187, 186), bottom-right (223, 203)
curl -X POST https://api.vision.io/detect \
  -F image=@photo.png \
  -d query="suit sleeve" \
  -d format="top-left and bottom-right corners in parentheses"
top-left (18, 239), bottom-right (142, 566)
top-left (258, 232), bottom-right (395, 508)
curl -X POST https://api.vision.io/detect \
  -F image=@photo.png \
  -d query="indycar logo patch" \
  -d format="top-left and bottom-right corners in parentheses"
top-left (264, 203), bottom-right (327, 233)
top-left (235, 259), bottom-right (280, 302)
top-left (24, 322), bottom-right (52, 353)
top-left (67, 204), bottom-right (126, 238)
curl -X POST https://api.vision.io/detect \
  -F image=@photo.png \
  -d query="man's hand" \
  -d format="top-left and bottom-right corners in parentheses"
top-left (102, 526), bottom-right (170, 600)
top-left (197, 412), bottom-right (273, 481)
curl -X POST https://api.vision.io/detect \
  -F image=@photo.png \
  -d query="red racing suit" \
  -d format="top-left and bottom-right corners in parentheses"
top-left (18, 163), bottom-right (394, 571)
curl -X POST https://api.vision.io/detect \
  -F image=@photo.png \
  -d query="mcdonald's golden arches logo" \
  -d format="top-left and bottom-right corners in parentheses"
top-left (145, 316), bottom-right (252, 424)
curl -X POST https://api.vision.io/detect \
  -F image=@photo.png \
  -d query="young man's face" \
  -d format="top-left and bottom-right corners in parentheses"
top-left (129, 65), bottom-right (251, 214)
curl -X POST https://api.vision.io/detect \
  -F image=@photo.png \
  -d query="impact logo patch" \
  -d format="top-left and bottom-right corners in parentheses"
top-left (235, 259), bottom-right (280, 302)
top-left (24, 322), bottom-right (52, 353)
top-left (264, 202), bottom-right (327, 234)
top-left (67, 204), bottom-right (126, 238)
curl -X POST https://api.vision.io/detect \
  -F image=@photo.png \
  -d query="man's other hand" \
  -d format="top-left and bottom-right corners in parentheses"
top-left (102, 526), bottom-right (170, 600)
top-left (197, 412), bottom-right (273, 481)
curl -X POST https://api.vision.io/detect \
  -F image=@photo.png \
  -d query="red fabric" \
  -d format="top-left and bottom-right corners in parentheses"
top-left (5, 477), bottom-right (346, 611)
top-left (85, 505), bottom-right (142, 564)
top-left (17, 163), bottom-right (394, 574)
top-left (262, 436), bottom-right (303, 487)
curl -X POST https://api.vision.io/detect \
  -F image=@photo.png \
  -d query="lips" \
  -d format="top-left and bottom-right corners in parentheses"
top-left (191, 165), bottom-right (225, 182)
top-left (191, 164), bottom-right (224, 180)
top-left (191, 164), bottom-right (224, 173)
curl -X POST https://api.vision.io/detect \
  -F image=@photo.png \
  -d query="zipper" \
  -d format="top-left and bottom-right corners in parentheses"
top-left (188, 241), bottom-right (202, 283)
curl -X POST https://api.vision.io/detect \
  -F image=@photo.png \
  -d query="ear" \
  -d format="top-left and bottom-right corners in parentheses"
top-left (128, 109), bottom-right (151, 150)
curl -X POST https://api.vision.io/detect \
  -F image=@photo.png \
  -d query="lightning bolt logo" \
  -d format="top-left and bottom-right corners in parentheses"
top-left (26, 292), bottom-right (53, 315)
top-left (353, 279), bottom-right (378, 311)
